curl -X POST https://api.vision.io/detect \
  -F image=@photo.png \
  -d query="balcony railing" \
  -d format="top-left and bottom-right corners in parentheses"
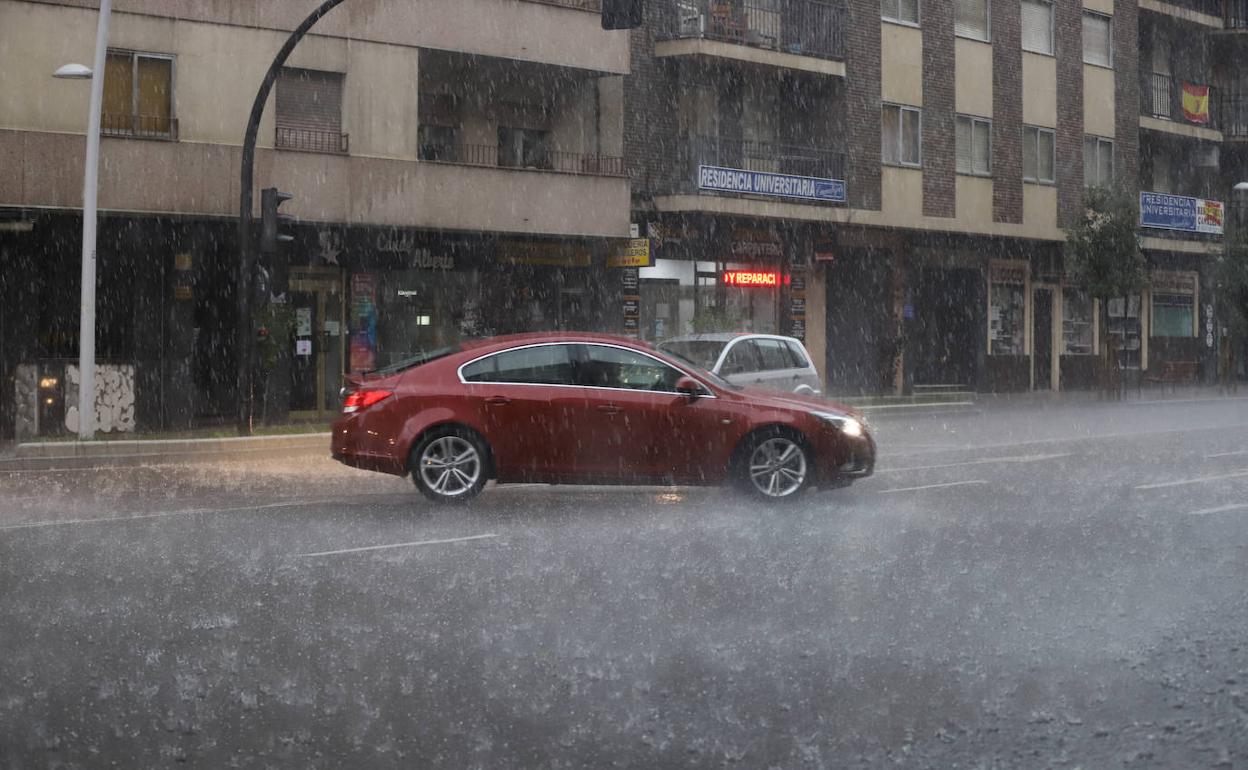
top-left (100, 113), bottom-right (178, 140)
top-left (519, 0), bottom-right (602, 9)
top-left (1221, 94), bottom-right (1248, 138)
top-left (1142, 73), bottom-right (1220, 130)
top-left (674, 134), bottom-right (845, 196)
top-left (1154, 0), bottom-right (1223, 15)
top-left (1228, 0), bottom-right (1248, 28)
top-left (659, 0), bottom-right (846, 61)
top-left (418, 142), bottom-right (627, 176)
top-left (276, 127), bottom-right (349, 154)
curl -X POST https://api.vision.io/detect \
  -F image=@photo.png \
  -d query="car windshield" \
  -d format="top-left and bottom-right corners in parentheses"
top-left (658, 340), bottom-right (727, 371)
top-left (657, 347), bottom-right (741, 391)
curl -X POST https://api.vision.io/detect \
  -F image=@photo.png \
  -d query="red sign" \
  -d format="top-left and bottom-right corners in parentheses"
top-left (722, 270), bottom-right (784, 287)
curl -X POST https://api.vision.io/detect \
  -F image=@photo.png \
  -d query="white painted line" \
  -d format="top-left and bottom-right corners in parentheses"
top-left (1187, 503), bottom-right (1248, 516)
top-left (878, 480), bottom-right (988, 494)
top-left (297, 533), bottom-right (499, 558)
top-left (882, 421), bottom-right (1248, 459)
top-left (1204, 449), bottom-right (1248, 459)
top-left (1135, 469), bottom-right (1248, 491)
top-left (877, 452), bottom-right (1070, 474)
top-left (0, 499), bottom-right (333, 532)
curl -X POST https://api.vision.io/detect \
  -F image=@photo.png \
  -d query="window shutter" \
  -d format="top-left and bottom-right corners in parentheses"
top-left (1021, 0), bottom-right (1053, 54)
top-left (1083, 137), bottom-right (1097, 184)
top-left (882, 106), bottom-right (900, 164)
top-left (1023, 128), bottom-right (1038, 179)
top-left (956, 117), bottom-right (973, 173)
top-left (1038, 130), bottom-right (1055, 181)
top-left (955, 0), bottom-right (988, 39)
top-left (276, 68), bottom-right (344, 134)
top-left (973, 120), bottom-right (991, 174)
top-left (899, 0), bottom-right (919, 23)
top-left (1082, 13), bottom-right (1111, 66)
top-left (902, 109), bottom-right (921, 165)
top-left (1098, 141), bottom-right (1114, 185)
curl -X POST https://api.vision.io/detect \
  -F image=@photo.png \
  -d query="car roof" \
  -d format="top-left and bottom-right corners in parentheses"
top-left (661, 333), bottom-right (804, 344)
top-left (460, 332), bottom-right (654, 353)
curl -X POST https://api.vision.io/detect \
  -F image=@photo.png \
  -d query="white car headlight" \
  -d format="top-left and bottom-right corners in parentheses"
top-left (812, 411), bottom-right (863, 438)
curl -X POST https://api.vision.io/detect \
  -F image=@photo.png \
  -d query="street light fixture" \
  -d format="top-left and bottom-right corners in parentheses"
top-left (1234, 182), bottom-right (1248, 191)
top-left (53, 0), bottom-right (111, 440)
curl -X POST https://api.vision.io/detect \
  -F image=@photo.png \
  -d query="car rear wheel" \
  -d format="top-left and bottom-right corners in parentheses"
top-left (411, 427), bottom-right (488, 503)
top-left (738, 431), bottom-right (811, 501)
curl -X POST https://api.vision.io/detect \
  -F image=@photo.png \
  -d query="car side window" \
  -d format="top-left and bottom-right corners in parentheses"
top-left (755, 339), bottom-right (793, 371)
top-left (722, 341), bottom-right (761, 375)
top-left (578, 345), bottom-right (683, 393)
top-left (784, 340), bottom-right (811, 368)
top-left (461, 344), bottom-right (576, 385)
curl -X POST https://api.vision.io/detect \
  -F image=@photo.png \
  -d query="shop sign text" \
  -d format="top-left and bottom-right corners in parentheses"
top-left (722, 270), bottom-right (785, 288)
top-left (698, 165), bottom-right (846, 204)
top-left (608, 239), bottom-right (653, 268)
top-left (1139, 192), bottom-right (1224, 234)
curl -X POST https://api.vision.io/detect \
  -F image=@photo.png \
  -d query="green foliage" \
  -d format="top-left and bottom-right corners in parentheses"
top-left (256, 303), bottom-right (294, 371)
top-left (1064, 186), bottom-right (1146, 301)
top-left (1215, 214), bottom-right (1248, 337)
top-left (691, 304), bottom-right (745, 334)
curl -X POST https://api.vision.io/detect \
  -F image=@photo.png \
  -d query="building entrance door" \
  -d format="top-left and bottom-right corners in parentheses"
top-left (289, 268), bottom-right (344, 418)
top-left (1033, 286), bottom-right (1055, 391)
top-left (912, 267), bottom-right (980, 387)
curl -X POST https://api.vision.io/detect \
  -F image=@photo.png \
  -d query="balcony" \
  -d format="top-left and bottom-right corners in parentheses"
top-left (657, 0), bottom-right (846, 61)
top-left (519, 0), bottom-right (602, 8)
top-left (670, 134), bottom-right (845, 198)
top-left (1228, 0), bottom-right (1248, 27)
top-left (417, 142), bottom-right (626, 177)
top-left (1141, 73), bottom-right (1223, 137)
top-left (1221, 94), bottom-right (1248, 139)
top-left (100, 113), bottom-right (177, 141)
top-left (275, 127), bottom-right (349, 154)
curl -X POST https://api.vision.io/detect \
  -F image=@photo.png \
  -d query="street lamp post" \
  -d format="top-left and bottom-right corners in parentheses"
top-left (54, 0), bottom-right (112, 440)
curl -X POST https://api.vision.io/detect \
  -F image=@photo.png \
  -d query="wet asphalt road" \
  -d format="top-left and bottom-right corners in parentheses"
top-left (3, 397), bottom-right (1248, 768)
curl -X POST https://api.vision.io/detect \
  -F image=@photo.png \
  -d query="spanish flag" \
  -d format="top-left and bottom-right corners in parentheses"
top-left (1182, 83), bottom-right (1210, 124)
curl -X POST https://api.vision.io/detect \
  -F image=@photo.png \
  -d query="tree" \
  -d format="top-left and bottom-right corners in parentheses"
top-left (1214, 212), bottom-right (1248, 388)
top-left (1064, 186), bottom-right (1147, 395)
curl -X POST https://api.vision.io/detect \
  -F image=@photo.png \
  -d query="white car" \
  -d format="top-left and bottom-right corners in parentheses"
top-left (658, 333), bottom-right (823, 395)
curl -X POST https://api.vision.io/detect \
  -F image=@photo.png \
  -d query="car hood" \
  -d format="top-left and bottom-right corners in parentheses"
top-left (732, 386), bottom-right (865, 422)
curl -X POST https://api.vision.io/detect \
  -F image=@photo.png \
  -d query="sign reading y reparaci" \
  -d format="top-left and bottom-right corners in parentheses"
top-left (1139, 192), bottom-right (1224, 235)
top-left (698, 165), bottom-right (846, 204)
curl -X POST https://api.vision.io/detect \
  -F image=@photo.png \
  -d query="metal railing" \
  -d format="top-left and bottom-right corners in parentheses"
top-left (418, 142), bottom-right (627, 176)
top-left (659, 0), bottom-right (846, 60)
top-left (1142, 73), bottom-right (1220, 129)
top-left (1228, 0), bottom-right (1248, 28)
top-left (518, 0), bottom-right (602, 9)
top-left (1154, 0), bottom-right (1223, 15)
top-left (275, 126), bottom-right (349, 154)
top-left (100, 113), bottom-right (178, 140)
top-left (1221, 94), bottom-right (1248, 138)
top-left (675, 134), bottom-right (845, 193)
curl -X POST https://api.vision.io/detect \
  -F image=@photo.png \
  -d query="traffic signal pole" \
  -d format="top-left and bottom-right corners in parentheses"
top-left (236, 0), bottom-right (346, 435)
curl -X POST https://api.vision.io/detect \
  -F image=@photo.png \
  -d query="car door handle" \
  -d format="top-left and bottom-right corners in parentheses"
top-left (596, 404), bottom-right (622, 415)
top-left (485, 396), bottom-right (511, 406)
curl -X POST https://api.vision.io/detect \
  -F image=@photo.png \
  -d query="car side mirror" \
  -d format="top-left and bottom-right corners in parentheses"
top-left (675, 376), bottom-right (702, 402)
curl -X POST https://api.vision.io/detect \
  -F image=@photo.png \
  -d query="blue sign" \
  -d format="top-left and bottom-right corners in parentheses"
top-left (1139, 192), bottom-right (1224, 234)
top-left (698, 165), bottom-right (846, 204)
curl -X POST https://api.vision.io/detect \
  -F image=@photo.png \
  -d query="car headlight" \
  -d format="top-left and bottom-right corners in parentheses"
top-left (812, 411), bottom-right (863, 438)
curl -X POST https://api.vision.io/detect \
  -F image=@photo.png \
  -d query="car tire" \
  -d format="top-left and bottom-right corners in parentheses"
top-left (734, 428), bottom-right (813, 501)
top-left (410, 426), bottom-right (489, 504)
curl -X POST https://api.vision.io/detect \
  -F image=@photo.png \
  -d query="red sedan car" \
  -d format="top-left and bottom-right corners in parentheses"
top-left (332, 333), bottom-right (874, 503)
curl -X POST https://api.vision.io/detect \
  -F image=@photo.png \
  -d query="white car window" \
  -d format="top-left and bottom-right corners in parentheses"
top-left (755, 339), bottom-right (794, 371)
top-left (784, 340), bottom-right (811, 368)
top-left (722, 341), bottom-right (761, 375)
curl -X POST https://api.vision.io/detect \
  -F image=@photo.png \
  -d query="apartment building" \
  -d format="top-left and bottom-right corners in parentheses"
top-left (0, 0), bottom-right (630, 436)
top-left (623, 0), bottom-right (1239, 394)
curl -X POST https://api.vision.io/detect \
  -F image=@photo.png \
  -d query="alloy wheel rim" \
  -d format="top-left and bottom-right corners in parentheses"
top-left (748, 438), bottom-right (807, 497)
top-left (419, 436), bottom-right (481, 497)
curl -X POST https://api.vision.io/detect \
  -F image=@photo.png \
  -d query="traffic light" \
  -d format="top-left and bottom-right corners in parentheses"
top-left (602, 0), bottom-right (643, 29)
top-left (260, 187), bottom-right (295, 254)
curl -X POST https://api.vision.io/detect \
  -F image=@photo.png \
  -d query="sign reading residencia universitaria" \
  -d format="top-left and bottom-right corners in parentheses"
top-left (1139, 191), bottom-right (1224, 235)
top-left (698, 165), bottom-right (847, 204)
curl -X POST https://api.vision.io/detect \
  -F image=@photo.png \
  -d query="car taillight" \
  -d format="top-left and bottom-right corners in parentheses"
top-left (341, 389), bottom-right (392, 414)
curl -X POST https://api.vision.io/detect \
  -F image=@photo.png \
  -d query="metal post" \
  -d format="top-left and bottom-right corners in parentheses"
top-left (236, 0), bottom-right (347, 435)
top-left (78, 0), bottom-right (111, 440)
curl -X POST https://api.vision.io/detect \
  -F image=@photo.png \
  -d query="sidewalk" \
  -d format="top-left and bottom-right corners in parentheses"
top-left (0, 430), bottom-right (331, 471)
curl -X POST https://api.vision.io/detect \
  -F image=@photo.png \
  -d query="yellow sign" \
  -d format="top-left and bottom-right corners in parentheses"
top-left (607, 239), bottom-right (651, 268)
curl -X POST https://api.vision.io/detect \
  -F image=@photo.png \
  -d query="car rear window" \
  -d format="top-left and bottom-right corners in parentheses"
top-left (659, 340), bottom-right (726, 370)
top-left (461, 344), bottom-right (576, 385)
top-left (367, 346), bottom-right (459, 376)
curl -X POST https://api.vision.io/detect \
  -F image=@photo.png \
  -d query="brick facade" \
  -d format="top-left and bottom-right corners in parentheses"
top-left (922, 1), bottom-right (956, 218)
top-left (1055, 0), bottom-right (1086, 228)
top-left (1115, 1), bottom-right (1140, 200)
top-left (991, 0), bottom-right (1024, 224)
top-left (845, 0), bottom-right (882, 211)
top-left (623, 3), bottom-right (679, 206)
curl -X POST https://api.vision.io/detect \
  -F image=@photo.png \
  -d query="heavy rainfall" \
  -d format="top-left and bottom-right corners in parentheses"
top-left (2, 0), bottom-right (1248, 767)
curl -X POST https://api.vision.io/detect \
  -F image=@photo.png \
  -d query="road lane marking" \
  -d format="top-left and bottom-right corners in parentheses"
top-left (0, 499), bottom-right (337, 532)
top-left (1205, 449), bottom-right (1248, 459)
top-left (1187, 503), bottom-right (1248, 516)
top-left (881, 421), bottom-right (1248, 459)
top-left (1134, 468), bottom-right (1248, 490)
top-left (297, 533), bottom-right (499, 558)
top-left (876, 452), bottom-right (1070, 474)
top-left (877, 480), bottom-right (988, 494)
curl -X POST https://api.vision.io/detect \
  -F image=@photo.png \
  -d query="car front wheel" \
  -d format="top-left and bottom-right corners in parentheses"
top-left (410, 427), bottom-right (488, 503)
top-left (738, 431), bottom-right (812, 500)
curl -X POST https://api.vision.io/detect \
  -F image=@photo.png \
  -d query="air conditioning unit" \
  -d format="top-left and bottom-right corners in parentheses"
top-left (680, 12), bottom-right (705, 35)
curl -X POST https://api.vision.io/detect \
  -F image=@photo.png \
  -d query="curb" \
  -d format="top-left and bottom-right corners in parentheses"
top-left (3, 433), bottom-right (331, 471)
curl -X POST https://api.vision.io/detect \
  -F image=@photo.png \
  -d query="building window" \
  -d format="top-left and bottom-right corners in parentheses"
top-left (498, 126), bottom-right (552, 170)
top-left (1062, 288), bottom-right (1095, 355)
top-left (102, 49), bottom-right (175, 139)
top-left (1021, 0), bottom-right (1054, 55)
top-left (955, 0), bottom-right (990, 41)
top-left (1082, 12), bottom-right (1112, 67)
top-left (989, 262), bottom-right (1027, 356)
top-left (418, 125), bottom-right (460, 162)
top-left (956, 115), bottom-right (992, 176)
top-left (1151, 272), bottom-right (1198, 338)
top-left (882, 104), bottom-right (922, 167)
top-left (1106, 295), bottom-right (1142, 369)
top-left (1022, 125), bottom-right (1055, 184)
top-left (1150, 147), bottom-right (1173, 193)
top-left (882, 0), bottom-right (919, 25)
top-left (276, 68), bottom-right (347, 153)
top-left (1083, 136), bottom-right (1114, 187)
